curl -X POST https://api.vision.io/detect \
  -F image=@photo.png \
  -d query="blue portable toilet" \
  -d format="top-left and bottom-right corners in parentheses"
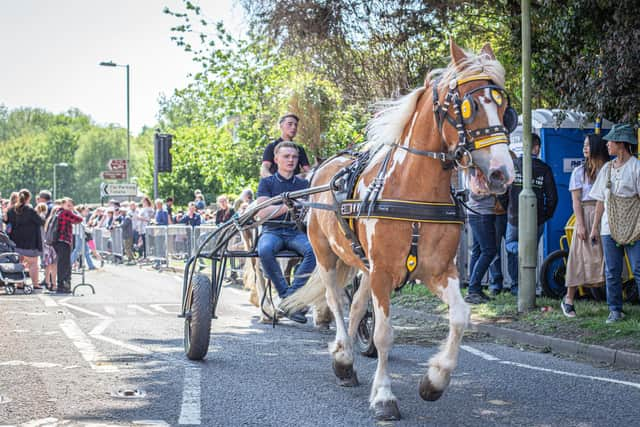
top-left (510, 109), bottom-right (613, 258)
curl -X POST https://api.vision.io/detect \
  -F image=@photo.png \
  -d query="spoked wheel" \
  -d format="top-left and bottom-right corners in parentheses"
top-left (540, 250), bottom-right (568, 299)
top-left (5, 285), bottom-right (15, 295)
top-left (355, 297), bottom-right (377, 358)
top-left (23, 285), bottom-right (33, 295)
top-left (348, 275), bottom-right (377, 358)
top-left (184, 273), bottom-right (213, 360)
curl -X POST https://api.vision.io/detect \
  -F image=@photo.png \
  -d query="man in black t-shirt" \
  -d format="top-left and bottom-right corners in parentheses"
top-left (260, 113), bottom-right (311, 178)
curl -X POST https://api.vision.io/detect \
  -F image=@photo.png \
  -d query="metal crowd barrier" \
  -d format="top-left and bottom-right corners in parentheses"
top-left (111, 227), bottom-right (124, 258)
top-left (192, 224), bottom-right (218, 256)
top-left (167, 225), bottom-right (193, 261)
top-left (145, 226), bottom-right (168, 265)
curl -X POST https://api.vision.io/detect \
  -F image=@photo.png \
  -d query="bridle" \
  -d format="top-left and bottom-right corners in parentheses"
top-left (395, 74), bottom-right (517, 169)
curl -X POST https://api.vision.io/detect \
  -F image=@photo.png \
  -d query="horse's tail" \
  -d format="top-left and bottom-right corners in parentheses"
top-left (281, 261), bottom-right (358, 313)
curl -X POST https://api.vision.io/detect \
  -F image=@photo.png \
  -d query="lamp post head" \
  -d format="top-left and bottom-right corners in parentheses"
top-left (99, 61), bottom-right (117, 67)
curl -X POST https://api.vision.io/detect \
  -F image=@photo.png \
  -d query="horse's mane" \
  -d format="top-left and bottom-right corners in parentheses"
top-left (364, 50), bottom-right (505, 152)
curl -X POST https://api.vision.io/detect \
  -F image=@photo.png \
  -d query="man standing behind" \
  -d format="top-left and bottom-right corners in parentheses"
top-left (179, 202), bottom-right (202, 227)
top-left (256, 141), bottom-right (316, 323)
top-left (261, 113), bottom-right (311, 178)
top-left (501, 134), bottom-right (558, 295)
top-left (154, 199), bottom-right (169, 226)
top-left (53, 198), bottom-right (83, 293)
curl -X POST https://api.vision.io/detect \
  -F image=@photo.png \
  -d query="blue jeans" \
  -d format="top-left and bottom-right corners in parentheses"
top-left (257, 228), bottom-right (316, 298)
top-left (70, 234), bottom-right (95, 270)
top-left (601, 235), bottom-right (640, 312)
top-left (468, 214), bottom-right (499, 294)
top-left (505, 222), bottom-right (544, 295)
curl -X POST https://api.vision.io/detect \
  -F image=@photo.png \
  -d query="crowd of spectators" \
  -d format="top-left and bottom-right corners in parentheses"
top-left (0, 187), bottom-right (255, 292)
top-left (465, 125), bottom-right (640, 325)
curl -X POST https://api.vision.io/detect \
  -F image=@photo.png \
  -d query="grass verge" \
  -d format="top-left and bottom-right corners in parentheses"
top-left (392, 284), bottom-right (640, 353)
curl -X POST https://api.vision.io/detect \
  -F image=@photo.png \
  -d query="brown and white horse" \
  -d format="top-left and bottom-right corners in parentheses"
top-left (282, 39), bottom-right (515, 421)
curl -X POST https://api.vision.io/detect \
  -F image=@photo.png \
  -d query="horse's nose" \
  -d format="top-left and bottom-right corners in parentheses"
top-left (489, 166), bottom-right (508, 186)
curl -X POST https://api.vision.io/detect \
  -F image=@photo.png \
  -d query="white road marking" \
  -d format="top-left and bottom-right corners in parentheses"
top-left (16, 419), bottom-right (170, 427)
top-left (59, 319), bottom-right (117, 372)
top-left (90, 333), bottom-right (152, 355)
top-left (104, 305), bottom-right (117, 316)
top-left (460, 345), bottom-right (500, 361)
top-left (500, 360), bottom-right (640, 390)
top-left (128, 304), bottom-right (157, 316)
top-left (89, 318), bottom-right (114, 336)
top-left (150, 304), bottom-right (179, 315)
top-left (178, 366), bottom-right (202, 425)
top-left (37, 294), bottom-right (58, 307)
top-left (5, 310), bottom-right (48, 316)
top-left (60, 302), bottom-right (108, 319)
top-left (21, 417), bottom-right (59, 427)
top-left (0, 360), bottom-right (61, 368)
top-left (462, 345), bottom-right (640, 390)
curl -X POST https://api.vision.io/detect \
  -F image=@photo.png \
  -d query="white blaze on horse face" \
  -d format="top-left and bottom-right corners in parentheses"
top-left (489, 143), bottom-right (515, 184)
top-left (479, 88), bottom-right (501, 127)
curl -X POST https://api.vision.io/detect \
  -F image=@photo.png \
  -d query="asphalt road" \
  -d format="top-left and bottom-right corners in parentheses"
top-left (1, 264), bottom-right (639, 427)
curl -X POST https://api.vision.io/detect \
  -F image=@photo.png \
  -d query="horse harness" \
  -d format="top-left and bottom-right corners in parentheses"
top-left (288, 74), bottom-right (515, 287)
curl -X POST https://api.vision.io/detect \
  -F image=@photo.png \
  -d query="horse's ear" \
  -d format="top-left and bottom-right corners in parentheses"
top-left (449, 37), bottom-right (467, 68)
top-left (480, 43), bottom-right (496, 60)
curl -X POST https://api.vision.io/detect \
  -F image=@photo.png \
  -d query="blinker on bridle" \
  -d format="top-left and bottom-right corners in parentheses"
top-left (393, 74), bottom-right (517, 169)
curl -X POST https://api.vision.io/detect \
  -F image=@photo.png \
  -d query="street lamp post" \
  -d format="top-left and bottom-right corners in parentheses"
top-left (53, 162), bottom-right (69, 201)
top-left (99, 60), bottom-right (130, 183)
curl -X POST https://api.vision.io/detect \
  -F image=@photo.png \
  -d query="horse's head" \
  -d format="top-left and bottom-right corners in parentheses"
top-left (430, 39), bottom-right (515, 195)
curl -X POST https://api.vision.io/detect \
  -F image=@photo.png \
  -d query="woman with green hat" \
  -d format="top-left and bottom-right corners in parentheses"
top-left (589, 124), bottom-right (640, 323)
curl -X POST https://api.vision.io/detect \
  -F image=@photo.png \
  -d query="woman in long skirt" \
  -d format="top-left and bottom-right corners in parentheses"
top-left (561, 134), bottom-right (609, 317)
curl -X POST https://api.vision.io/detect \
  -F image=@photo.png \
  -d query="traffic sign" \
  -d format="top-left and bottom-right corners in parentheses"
top-left (107, 159), bottom-right (128, 171)
top-left (100, 183), bottom-right (137, 197)
top-left (100, 171), bottom-right (127, 180)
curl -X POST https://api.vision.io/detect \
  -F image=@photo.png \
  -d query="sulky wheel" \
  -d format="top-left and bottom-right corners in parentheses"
top-left (540, 249), bottom-right (568, 299)
top-left (184, 273), bottom-right (213, 360)
top-left (355, 297), bottom-right (377, 358)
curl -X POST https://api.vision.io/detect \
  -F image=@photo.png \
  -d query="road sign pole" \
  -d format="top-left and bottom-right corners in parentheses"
top-left (153, 134), bottom-right (159, 201)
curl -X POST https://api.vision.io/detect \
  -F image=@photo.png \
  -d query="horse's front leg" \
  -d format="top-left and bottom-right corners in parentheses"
top-left (320, 264), bottom-right (359, 387)
top-left (420, 272), bottom-right (469, 401)
top-left (370, 271), bottom-right (401, 421)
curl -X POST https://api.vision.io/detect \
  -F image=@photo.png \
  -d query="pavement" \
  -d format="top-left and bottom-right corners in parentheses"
top-left (1, 264), bottom-right (640, 426)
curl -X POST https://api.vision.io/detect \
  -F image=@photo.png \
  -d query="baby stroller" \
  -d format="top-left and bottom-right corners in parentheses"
top-left (0, 231), bottom-right (30, 295)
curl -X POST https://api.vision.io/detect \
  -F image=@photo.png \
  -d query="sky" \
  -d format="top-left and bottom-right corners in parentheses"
top-left (0, 0), bottom-right (245, 134)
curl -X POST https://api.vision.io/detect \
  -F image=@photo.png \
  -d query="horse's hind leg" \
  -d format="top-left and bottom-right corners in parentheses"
top-left (320, 263), bottom-right (358, 387)
top-left (369, 272), bottom-right (401, 421)
top-left (420, 274), bottom-right (469, 401)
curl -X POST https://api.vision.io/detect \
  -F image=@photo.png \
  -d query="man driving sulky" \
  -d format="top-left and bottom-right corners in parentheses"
top-left (256, 141), bottom-right (316, 324)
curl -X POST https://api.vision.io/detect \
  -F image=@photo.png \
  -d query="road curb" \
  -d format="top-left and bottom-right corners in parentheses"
top-left (393, 306), bottom-right (640, 370)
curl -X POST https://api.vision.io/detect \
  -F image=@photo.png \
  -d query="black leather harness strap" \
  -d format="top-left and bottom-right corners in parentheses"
top-left (340, 199), bottom-right (465, 224)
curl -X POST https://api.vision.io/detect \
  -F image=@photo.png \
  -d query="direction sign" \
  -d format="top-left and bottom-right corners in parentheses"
top-left (100, 183), bottom-right (137, 198)
top-left (107, 159), bottom-right (128, 171)
top-left (100, 171), bottom-right (127, 180)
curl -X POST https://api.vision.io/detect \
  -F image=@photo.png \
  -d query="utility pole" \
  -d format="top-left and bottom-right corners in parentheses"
top-left (518, 0), bottom-right (537, 313)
